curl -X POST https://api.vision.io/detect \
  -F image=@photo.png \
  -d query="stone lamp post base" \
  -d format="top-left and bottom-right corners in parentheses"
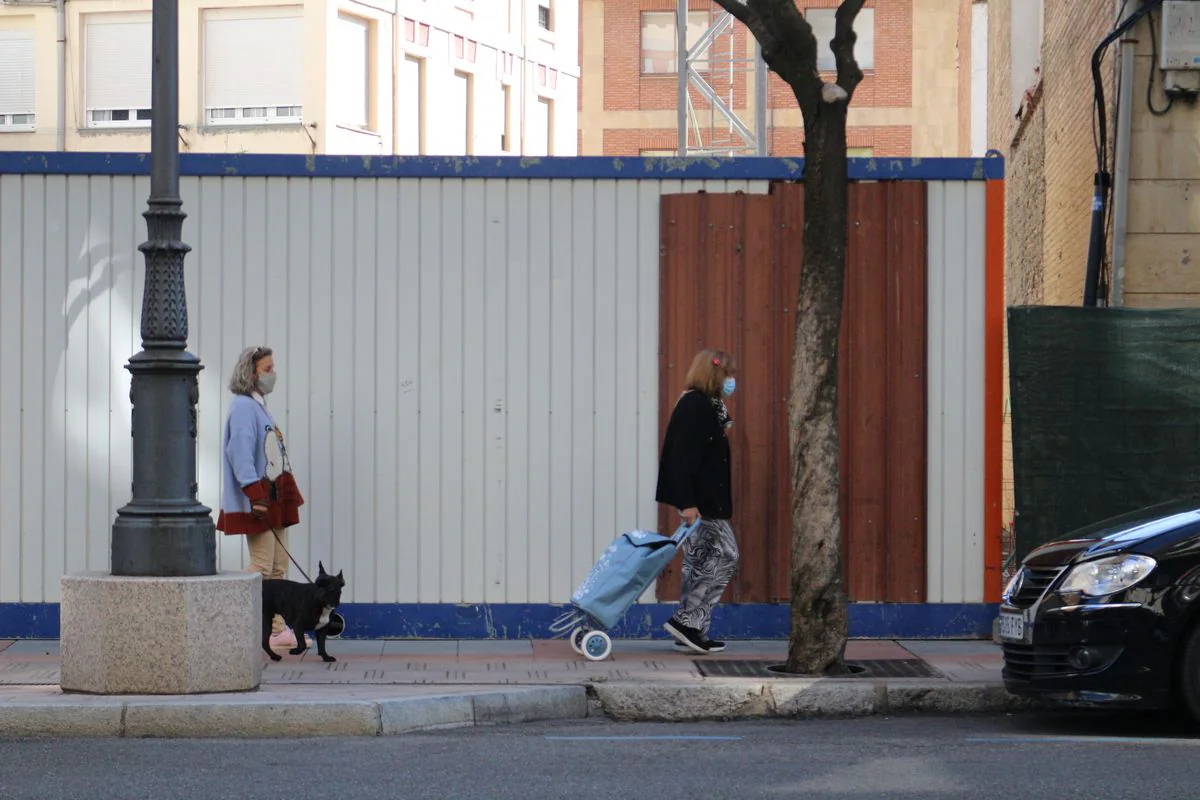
top-left (59, 571), bottom-right (263, 695)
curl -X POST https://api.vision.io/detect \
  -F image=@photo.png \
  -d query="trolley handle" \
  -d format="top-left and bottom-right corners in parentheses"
top-left (671, 518), bottom-right (703, 543)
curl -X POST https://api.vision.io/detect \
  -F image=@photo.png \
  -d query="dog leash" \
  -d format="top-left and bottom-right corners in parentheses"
top-left (272, 529), bottom-right (313, 583)
top-left (268, 425), bottom-right (315, 584)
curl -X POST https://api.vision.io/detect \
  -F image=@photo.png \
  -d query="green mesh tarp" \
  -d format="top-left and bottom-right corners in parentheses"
top-left (1008, 305), bottom-right (1200, 560)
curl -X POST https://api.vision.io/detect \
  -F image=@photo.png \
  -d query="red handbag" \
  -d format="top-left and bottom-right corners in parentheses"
top-left (273, 433), bottom-right (305, 528)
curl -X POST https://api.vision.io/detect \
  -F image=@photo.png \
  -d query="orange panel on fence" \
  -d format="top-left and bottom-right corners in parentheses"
top-left (656, 182), bottom-right (928, 604)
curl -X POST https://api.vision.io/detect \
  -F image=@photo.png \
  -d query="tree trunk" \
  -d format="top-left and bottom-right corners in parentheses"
top-left (783, 101), bottom-right (851, 676)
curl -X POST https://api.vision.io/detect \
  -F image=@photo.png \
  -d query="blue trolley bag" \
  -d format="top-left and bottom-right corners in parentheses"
top-left (569, 520), bottom-right (700, 631)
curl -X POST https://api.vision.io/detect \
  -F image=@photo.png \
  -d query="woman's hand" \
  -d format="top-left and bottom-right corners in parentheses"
top-left (679, 507), bottom-right (701, 525)
top-left (251, 500), bottom-right (269, 519)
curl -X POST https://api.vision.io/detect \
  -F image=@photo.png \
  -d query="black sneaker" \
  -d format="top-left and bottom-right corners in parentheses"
top-left (665, 619), bottom-right (710, 653)
top-left (674, 638), bottom-right (726, 653)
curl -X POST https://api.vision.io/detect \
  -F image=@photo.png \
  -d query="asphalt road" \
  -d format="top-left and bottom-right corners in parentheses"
top-left (2, 712), bottom-right (1197, 800)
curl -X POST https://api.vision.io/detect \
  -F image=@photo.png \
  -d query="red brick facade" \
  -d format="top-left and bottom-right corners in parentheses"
top-left (587, 0), bottom-right (918, 157)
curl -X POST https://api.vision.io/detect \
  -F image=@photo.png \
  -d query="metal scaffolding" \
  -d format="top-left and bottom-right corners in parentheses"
top-left (676, 1), bottom-right (770, 157)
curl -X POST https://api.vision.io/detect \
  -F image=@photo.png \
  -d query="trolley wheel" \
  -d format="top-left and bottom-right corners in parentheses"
top-left (570, 627), bottom-right (588, 655)
top-left (581, 631), bottom-right (612, 662)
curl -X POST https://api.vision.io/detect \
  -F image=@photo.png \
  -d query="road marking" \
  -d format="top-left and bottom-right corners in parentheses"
top-left (544, 735), bottom-right (744, 742)
top-left (968, 735), bottom-right (1200, 746)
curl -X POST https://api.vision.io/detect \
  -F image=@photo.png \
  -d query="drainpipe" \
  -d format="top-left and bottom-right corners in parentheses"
top-left (56, 0), bottom-right (66, 151)
top-left (1109, 0), bottom-right (1136, 307)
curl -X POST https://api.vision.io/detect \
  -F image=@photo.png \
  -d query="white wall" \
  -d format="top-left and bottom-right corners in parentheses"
top-left (326, 0), bottom-right (580, 156)
top-left (0, 170), bottom-right (761, 604)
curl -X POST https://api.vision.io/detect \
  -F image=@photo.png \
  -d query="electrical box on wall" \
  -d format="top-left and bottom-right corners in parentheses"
top-left (1160, 0), bottom-right (1200, 94)
top-left (1160, 1), bottom-right (1200, 69)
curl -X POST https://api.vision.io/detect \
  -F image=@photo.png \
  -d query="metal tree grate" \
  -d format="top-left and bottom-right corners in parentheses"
top-left (693, 659), bottom-right (942, 679)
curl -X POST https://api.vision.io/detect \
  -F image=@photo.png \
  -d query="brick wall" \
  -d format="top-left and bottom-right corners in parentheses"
top-left (589, 0), bottom-right (924, 157)
top-left (603, 0), bottom-right (747, 113)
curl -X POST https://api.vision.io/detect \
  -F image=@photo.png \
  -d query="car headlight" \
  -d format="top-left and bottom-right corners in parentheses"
top-left (1058, 554), bottom-right (1156, 597)
top-left (1002, 570), bottom-right (1022, 600)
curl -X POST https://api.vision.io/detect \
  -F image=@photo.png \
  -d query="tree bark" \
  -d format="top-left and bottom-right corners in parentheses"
top-left (784, 102), bottom-right (851, 676)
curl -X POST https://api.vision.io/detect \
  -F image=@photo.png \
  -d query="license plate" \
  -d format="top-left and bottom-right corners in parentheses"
top-left (998, 609), bottom-right (1026, 642)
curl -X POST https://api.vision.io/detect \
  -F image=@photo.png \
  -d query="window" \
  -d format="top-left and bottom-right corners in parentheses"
top-left (847, 147), bottom-right (874, 157)
top-left (203, 11), bottom-right (303, 126)
top-left (805, 8), bottom-right (875, 72)
top-left (538, 4), bottom-right (552, 31)
top-left (397, 55), bottom-right (424, 154)
top-left (527, 97), bottom-right (551, 156)
top-left (0, 29), bottom-right (36, 131)
top-left (334, 14), bottom-right (371, 130)
top-left (446, 71), bottom-right (472, 155)
top-left (501, 84), bottom-right (512, 152)
top-left (640, 11), bottom-right (711, 74)
top-left (85, 17), bottom-right (152, 128)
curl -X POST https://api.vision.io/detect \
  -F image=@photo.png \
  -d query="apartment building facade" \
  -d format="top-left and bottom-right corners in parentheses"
top-left (579, 0), bottom-right (985, 158)
top-left (0, 0), bottom-right (578, 155)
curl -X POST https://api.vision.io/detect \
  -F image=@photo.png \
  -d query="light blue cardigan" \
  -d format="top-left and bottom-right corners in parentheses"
top-left (220, 394), bottom-right (276, 518)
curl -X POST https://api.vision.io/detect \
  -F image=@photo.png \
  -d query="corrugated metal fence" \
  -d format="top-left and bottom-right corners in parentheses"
top-left (0, 155), bottom-right (998, 608)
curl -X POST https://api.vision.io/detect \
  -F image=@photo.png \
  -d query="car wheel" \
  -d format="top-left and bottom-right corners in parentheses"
top-left (1178, 623), bottom-right (1200, 723)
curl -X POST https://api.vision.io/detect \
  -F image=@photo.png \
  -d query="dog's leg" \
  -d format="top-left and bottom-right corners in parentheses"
top-left (262, 613), bottom-right (281, 661)
top-left (288, 618), bottom-right (308, 656)
top-left (316, 630), bottom-right (336, 663)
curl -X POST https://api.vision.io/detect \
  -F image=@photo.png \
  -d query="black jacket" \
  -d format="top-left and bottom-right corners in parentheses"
top-left (655, 390), bottom-right (732, 520)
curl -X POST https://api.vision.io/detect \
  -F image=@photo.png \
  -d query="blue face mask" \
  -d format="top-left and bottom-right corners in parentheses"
top-left (722, 377), bottom-right (736, 397)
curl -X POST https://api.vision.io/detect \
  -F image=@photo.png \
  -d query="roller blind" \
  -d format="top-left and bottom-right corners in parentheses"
top-left (0, 30), bottom-right (35, 118)
top-left (333, 14), bottom-right (369, 129)
top-left (85, 19), bottom-right (151, 111)
top-left (204, 15), bottom-right (303, 111)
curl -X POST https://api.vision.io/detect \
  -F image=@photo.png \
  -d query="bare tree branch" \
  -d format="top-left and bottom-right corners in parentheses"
top-left (832, 0), bottom-right (866, 97)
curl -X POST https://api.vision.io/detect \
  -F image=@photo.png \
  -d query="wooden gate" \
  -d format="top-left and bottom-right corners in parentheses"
top-left (655, 181), bottom-right (929, 604)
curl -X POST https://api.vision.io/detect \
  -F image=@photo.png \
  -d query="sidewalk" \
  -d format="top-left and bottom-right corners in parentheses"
top-left (0, 637), bottom-right (1026, 738)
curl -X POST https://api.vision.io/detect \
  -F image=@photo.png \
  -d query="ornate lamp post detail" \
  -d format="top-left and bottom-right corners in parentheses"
top-left (110, 0), bottom-right (215, 577)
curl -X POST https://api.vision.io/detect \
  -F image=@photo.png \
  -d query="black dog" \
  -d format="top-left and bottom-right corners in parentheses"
top-left (261, 562), bottom-right (345, 663)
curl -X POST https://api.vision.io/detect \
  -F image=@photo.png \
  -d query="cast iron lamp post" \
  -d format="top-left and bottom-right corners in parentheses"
top-left (110, 0), bottom-right (216, 577)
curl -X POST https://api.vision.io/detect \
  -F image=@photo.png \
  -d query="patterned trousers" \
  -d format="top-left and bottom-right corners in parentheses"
top-left (671, 518), bottom-right (740, 637)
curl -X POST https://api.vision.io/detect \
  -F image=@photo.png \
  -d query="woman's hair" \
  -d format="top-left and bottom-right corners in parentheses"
top-left (228, 346), bottom-right (272, 395)
top-left (684, 348), bottom-right (737, 397)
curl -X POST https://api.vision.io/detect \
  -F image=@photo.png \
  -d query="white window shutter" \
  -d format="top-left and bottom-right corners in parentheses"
top-left (0, 30), bottom-right (36, 117)
top-left (204, 16), bottom-right (303, 111)
top-left (85, 20), bottom-right (152, 110)
top-left (333, 14), bottom-right (369, 129)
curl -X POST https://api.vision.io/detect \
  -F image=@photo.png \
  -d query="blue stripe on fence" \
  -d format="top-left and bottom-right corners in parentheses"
top-left (0, 601), bottom-right (999, 640)
top-left (0, 153), bottom-right (1005, 181)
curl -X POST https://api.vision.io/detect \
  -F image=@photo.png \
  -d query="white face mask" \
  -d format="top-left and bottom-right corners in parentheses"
top-left (258, 371), bottom-right (277, 394)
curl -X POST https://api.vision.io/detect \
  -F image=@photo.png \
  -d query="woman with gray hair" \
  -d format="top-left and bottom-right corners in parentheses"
top-left (215, 345), bottom-right (306, 650)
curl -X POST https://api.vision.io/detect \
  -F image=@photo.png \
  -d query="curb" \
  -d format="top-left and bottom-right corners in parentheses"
top-left (0, 686), bottom-right (589, 739)
top-left (588, 680), bottom-right (1042, 722)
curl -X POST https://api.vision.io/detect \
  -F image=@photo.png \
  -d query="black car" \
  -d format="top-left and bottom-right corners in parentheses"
top-left (1000, 496), bottom-right (1200, 720)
